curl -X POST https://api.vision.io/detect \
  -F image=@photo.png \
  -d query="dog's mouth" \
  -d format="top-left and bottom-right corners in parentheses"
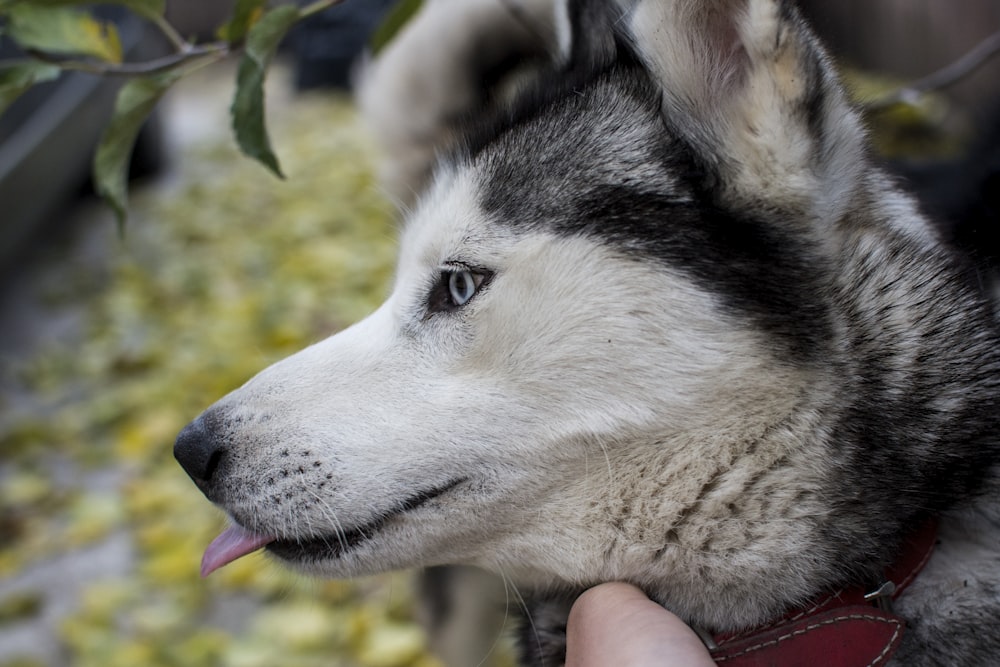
top-left (200, 478), bottom-right (466, 577)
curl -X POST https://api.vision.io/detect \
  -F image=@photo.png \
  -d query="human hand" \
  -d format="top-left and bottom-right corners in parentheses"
top-left (565, 582), bottom-right (716, 666)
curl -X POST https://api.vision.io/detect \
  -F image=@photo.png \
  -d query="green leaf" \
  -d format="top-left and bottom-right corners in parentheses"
top-left (370, 0), bottom-right (422, 55)
top-left (230, 4), bottom-right (299, 178)
top-left (0, 61), bottom-right (61, 116)
top-left (216, 0), bottom-right (266, 44)
top-left (4, 4), bottom-right (123, 63)
top-left (93, 71), bottom-right (180, 230)
top-left (0, 0), bottom-right (165, 20)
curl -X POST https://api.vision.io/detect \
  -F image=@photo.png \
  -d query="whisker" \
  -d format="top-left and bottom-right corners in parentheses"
top-left (495, 560), bottom-right (543, 665)
top-left (303, 485), bottom-right (350, 554)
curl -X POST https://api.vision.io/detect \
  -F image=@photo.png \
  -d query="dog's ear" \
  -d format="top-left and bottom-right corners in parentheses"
top-left (552, 0), bottom-right (620, 69)
top-left (619, 0), bottom-right (866, 213)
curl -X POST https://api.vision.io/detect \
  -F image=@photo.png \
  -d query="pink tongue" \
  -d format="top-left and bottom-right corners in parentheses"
top-left (201, 524), bottom-right (276, 578)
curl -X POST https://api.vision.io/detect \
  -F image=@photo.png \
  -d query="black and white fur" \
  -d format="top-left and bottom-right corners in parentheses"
top-left (175, 0), bottom-right (1000, 664)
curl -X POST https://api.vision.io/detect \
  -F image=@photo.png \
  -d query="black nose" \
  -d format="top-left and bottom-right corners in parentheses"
top-left (174, 415), bottom-right (225, 487)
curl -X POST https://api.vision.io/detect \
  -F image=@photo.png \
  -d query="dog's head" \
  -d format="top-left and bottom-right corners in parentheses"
top-left (175, 0), bottom-right (983, 629)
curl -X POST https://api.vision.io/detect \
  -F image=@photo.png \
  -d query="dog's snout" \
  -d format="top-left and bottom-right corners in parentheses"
top-left (174, 415), bottom-right (226, 487)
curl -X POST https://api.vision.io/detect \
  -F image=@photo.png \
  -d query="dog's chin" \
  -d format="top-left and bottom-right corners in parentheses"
top-left (260, 477), bottom-right (468, 571)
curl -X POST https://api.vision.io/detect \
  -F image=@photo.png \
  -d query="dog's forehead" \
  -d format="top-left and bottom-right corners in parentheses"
top-left (398, 73), bottom-right (686, 269)
top-left (398, 166), bottom-right (520, 271)
top-left (468, 73), bottom-right (699, 242)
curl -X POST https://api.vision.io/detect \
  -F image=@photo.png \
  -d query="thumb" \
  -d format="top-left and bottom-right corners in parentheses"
top-left (565, 582), bottom-right (715, 667)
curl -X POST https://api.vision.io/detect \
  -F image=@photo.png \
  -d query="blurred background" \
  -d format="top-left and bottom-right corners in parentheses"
top-left (0, 1), bottom-right (998, 666)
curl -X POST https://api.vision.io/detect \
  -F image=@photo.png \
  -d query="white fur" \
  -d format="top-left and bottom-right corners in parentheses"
top-left (210, 163), bottom-right (844, 627)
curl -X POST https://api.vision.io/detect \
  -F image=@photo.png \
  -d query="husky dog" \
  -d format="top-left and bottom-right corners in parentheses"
top-left (175, 0), bottom-right (1000, 664)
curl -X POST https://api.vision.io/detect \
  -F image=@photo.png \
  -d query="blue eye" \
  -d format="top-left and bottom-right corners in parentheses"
top-left (427, 266), bottom-right (493, 315)
top-left (448, 270), bottom-right (477, 306)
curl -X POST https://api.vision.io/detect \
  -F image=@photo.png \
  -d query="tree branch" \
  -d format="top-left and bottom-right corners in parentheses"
top-left (26, 43), bottom-right (230, 77)
top-left (149, 12), bottom-right (192, 53)
top-left (868, 29), bottom-right (1000, 110)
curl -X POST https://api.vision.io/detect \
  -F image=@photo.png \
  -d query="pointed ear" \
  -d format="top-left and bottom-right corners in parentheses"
top-left (622, 0), bottom-right (866, 213)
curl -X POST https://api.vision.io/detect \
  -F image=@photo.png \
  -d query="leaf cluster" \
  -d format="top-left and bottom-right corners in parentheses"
top-left (0, 0), bottom-right (345, 229)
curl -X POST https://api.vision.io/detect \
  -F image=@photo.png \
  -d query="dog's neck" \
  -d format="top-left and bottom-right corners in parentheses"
top-left (699, 519), bottom-right (938, 666)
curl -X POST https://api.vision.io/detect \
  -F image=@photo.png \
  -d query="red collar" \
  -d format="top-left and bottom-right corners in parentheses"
top-left (703, 519), bottom-right (938, 666)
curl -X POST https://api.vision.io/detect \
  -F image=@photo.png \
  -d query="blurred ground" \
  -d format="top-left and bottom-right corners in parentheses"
top-left (0, 60), bottom-right (456, 667)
